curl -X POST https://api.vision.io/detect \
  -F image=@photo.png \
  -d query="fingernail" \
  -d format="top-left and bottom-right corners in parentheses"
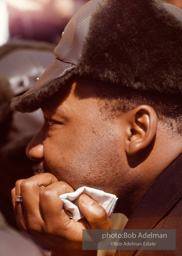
top-left (80, 194), bottom-right (94, 206)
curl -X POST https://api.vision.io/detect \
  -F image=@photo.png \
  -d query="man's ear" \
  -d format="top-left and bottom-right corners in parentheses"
top-left (125, 105), bottom-right (157, 156)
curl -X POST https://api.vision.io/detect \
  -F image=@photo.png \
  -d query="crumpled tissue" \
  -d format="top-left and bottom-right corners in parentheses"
top-left (59, 186), bottom-right (118, 221)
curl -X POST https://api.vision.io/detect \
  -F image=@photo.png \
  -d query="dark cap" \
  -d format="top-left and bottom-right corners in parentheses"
top-left (11, 0), bottom-right (182, 113)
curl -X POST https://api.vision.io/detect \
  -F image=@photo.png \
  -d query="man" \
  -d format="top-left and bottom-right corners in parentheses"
top-left (11, 0), bottom-right (182, 255)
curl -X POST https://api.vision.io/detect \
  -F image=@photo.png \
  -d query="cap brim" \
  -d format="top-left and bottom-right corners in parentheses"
top-left (11, 59), bottom-right (75, 112)
top-left (25, 59), bottom-right (75, 96)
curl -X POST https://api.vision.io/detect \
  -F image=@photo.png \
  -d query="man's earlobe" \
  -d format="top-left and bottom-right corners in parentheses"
top-left (125, 105), bottom-right (157, 156)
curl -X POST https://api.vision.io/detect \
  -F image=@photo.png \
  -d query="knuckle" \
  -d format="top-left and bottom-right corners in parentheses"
top-left (44, 172), bottom-right (58, 183)
top-left (11, 187), bottom-right (15, 195)
top-left (15, 179), bottom-right (24, 188)
top-left (40, 188), bottom-right (56, 200)
top-left (58, 181), bottom-right (74, 193)
top-left (20, 179), bottom-right (34, 191)
top-left (58, 182), bottom-right (68, 191)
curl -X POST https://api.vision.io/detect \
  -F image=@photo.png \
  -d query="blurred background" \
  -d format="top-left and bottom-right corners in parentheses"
top-left (1, 0), bottom-right (182, 47)
top-left (0, 0), bottom-right (89, 46)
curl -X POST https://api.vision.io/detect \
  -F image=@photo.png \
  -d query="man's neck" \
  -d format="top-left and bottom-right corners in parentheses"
top-left (116, 129), bottom-right (182, 217)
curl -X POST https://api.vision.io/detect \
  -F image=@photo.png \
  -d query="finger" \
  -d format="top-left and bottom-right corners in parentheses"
top-left (20, 172), bottom-right (58, 209)
top-left (11, 179), bottom-right (24, 211)
top-left (14, 179), bottom-right (24, 217)
top-left (11, 180), bottom-right (27, 231)
top-left (11, 187), bottom-right (16, 209)
top-left (39, 181), bottom-right (74, 227)
top-left (14, 179), bottom-right (24, 196)
top-left (21, 172), bottom-right (58, 189)
top-left (20, 173), bottom-right (58, 225)
top-left (78, 194), bottom-right (112, 229)
top-left (40, 184), bottom-right (94, 243)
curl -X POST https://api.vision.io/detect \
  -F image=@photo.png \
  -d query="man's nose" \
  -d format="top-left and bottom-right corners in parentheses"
top-left (26, 132), bottom-right (44, 161)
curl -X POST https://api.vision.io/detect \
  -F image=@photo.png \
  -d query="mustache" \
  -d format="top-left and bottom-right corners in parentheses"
top-left (33, 164), bottom-right (47, 174)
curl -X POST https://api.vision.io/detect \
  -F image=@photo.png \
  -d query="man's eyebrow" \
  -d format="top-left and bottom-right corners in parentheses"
top-left (41, 106), bottom-right (66, 117)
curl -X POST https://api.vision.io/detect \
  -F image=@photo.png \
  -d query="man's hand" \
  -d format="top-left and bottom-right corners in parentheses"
top-left (11, 173), bottom-right (111, 256)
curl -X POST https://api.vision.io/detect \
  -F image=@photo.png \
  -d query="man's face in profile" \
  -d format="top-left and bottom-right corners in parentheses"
top-left (26, 79), bottom-right (128, 195)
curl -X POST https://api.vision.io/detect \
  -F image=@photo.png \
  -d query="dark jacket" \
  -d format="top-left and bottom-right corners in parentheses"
top-left (116, 154), bottom-right (182, 256)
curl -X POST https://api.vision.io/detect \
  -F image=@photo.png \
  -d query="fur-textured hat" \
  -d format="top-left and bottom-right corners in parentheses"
top-left (11, 0), bottom-right (182, 113)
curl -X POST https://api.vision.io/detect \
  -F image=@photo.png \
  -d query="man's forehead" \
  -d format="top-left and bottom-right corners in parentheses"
top-left (42, 101), bottom-right (68, 118)
top-left (41, 81), bottom-right (78, 115)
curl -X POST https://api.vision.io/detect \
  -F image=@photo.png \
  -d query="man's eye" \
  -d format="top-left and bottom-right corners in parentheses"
top-left (47, 119), bottom-right (55, 127)
top-left (44, 118), bottom-right (57, 127)
top-left (44, 117), bottom-right (63, 128)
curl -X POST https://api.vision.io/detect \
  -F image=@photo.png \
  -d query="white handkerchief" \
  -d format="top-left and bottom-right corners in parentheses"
top-left (59, 186), bottom-right (118, 221)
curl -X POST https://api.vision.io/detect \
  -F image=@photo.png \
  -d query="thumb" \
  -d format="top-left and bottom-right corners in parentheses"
top-left (78, 194), bottom-right (112, 229)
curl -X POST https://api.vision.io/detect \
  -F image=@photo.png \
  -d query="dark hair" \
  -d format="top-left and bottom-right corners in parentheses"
top-left (79, 77), bottom-right (182, 134)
